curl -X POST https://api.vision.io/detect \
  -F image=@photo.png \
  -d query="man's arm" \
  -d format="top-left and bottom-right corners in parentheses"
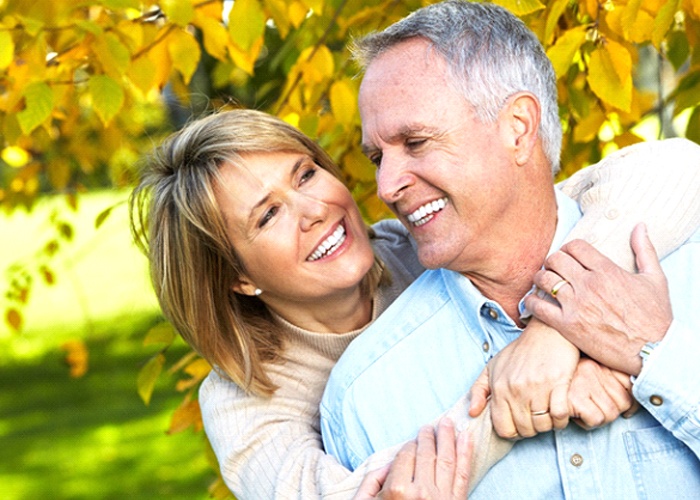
top-left (469, 139), bottom-right (700, 438)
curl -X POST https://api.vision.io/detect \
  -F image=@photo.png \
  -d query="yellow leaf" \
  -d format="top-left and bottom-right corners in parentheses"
top-left (288, 1), bottom-right (309, 28)
top-left (143, 322), bottom-right (176, 346)
top-left (228, 36), bottom-right (263, 75)
top-left (61, 339), bottom-right (89, 378)
top-left (299, 44), bottom-right (334, 85)
top-left (193, 14), bottom-right (230, 61)
top-left (343, 147), bottom-right (375, 182)
top-left (652, 0), bottom-right (680, 49)
top-left (40, 265), bottom-right (55, 285)
top-left (265, 0), bottom-right (292, 38)
top-left (161, 0), bottom-right (195, 27)
top-left (6, 308), bottom-right (22, 332)
top-left (168, 399), bottom-right (202, 434)
top-left (128, 56), bottom-right (157, 95)
top-left (330, 79), bottom-right (357, 127)
top-left (17, 81), bottom-right (54, 136)
top-left (168, 29), bottom-right (201, 84)
top-left (147, 35), bottom-right (172, 89)
top-left (184, 358), bottom-right (212, 378)
top-left (492, 0), bottom-right (545, 16)
top-left (93, 32), bottom-right (131, 78)
top-left (587, 41), bottom-right (632, 112)
top-left (547, 27), bottom-right (587, 78)
top-left (544, 0), bottom-right (570, 43)
top-left (1, 146), bottom-right (30, 167)
top-left (89, 75), bottom-right (125, 125)
top-left (137, 353), bottom-right (165, 405)
top-left (48, 157), bottom-right (71, 190)
top-left (684, 0), bottom-right (700, 19)
top-left (573, 106), bottom-right (605, 143)
top-left (300, 0), bottom-right (324, 13)
top-left (0, 31), bottom-right (14, 70)
top-left (621, 0), bottom-right (654, 43)
top-left (228, 0), bottom-right (266, 51)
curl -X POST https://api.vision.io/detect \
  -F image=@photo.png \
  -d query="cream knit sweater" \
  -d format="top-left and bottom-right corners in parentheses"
top-left (200, 138), bottom-right (700, 499)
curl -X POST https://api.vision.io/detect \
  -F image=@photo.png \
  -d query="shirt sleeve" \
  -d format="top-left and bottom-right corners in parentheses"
top-left (558, 138), bottom-right (700, 272)
top-left (633, 319), bottom-right (700, 459)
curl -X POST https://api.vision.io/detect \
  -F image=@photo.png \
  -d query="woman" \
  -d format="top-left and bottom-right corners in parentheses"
top-left (130, 109), bottom-right (700, 499)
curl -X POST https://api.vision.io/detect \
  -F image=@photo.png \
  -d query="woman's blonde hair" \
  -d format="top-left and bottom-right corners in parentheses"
top-left (130, 109), bottom-right (385, 397)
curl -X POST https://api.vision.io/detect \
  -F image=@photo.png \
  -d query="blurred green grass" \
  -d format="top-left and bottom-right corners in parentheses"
top-left (0, 191), bottom-right (214, 499)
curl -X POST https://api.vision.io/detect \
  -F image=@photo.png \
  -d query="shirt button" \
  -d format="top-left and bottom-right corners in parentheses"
top-left (482, 341), bottom-right (490, 352)
top-left (606, 208), bottom-right (619, 219)
top-left (488, 308), bottom-right (498, 320)
top-left (570, 454), bottom-right (584, 467)
top-left (650, 395), bottom-right (664, 406)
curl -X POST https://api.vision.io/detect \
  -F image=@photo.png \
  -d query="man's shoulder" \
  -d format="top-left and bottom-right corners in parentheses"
top-left (326, 269), bottom-right (451, 390)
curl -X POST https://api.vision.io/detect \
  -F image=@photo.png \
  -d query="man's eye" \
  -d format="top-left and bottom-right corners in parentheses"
top-left (406, 138), bottom-right (427, 149)
top-left (259, 207), bottom-right (278, 228)
top-left (369, 153), bottom-right (382, 168)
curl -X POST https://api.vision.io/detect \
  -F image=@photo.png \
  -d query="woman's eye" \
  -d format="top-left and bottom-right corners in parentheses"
top-left (259, 207), bottom-right (278, 228)
top-left (300, 167), bottom-right (317, 183)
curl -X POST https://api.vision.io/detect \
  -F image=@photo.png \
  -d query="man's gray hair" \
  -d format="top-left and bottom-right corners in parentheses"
top-left (353, 0), bottom-right (562, 174)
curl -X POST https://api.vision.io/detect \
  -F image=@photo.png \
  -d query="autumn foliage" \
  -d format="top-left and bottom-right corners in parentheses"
top-left (2, 0), bottom-right (699, 496)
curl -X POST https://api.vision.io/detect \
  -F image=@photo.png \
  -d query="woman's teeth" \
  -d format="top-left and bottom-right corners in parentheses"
top-left (406, 198), bottom-right (447, 227)
top-left (308, 225), bottom-right (346, 261)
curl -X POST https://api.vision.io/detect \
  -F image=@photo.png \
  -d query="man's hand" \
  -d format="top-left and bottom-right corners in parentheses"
top-left (567, 358), bottom-right (639, 429)
top-left (354, 419), bottom-right (472, 500)
top-left (469, 320), bottom-right (578, 438)
top-left (525, 223), bottom-right (672, 376)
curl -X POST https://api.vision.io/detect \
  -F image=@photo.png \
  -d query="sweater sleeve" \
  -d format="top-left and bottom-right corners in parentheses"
top-left (557, 138), bottom-right (700, 271)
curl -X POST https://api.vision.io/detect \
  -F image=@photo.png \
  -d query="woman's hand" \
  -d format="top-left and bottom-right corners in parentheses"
top-left (469, 319), bottom-right (579, 439)
top-left (568, 358), bottom-right (638, 429)
top-left (354, 419), bottom-right (472, 499)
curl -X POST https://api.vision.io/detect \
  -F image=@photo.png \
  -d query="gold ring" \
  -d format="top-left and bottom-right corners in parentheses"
top-left (550, 279), bottom-right (569, 297)
top-left (531, 409), bottom-right (549, 416)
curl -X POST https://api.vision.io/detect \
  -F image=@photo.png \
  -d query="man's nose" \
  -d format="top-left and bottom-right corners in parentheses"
top-left (376, 155), bottom-right (414, 204)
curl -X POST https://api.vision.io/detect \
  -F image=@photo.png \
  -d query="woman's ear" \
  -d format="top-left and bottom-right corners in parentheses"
top-left (232, 277), bottom-right (258, 296)
top-left (507, 92), bottom-right (541, 166)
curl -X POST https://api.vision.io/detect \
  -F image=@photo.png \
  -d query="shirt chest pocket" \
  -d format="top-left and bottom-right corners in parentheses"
top-left (623, 425), bottom-right (700, 499)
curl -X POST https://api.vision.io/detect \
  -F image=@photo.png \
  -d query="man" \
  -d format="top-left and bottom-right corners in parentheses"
top-left (320, 1), bottom-right (700, 497)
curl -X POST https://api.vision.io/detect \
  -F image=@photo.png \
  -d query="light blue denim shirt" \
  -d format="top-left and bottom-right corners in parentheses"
top-left (320, 190), bottom-right (700, 498)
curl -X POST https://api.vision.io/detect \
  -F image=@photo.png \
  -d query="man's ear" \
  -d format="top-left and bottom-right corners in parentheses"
top-left (232, 276), bottom-right (258, 296)
top-left (506, 92), bottom-right (541, 166)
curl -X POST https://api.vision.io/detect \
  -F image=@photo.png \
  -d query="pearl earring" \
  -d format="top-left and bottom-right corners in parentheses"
top-left (254, 288), bottom-right (262, 296)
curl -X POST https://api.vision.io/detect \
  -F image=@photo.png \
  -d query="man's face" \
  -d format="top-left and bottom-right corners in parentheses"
top-left (359, 38), bottom-right (520, 273)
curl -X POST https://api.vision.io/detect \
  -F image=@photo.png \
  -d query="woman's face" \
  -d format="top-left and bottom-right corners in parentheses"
top-left (214, 150), bottom-right (375, 311)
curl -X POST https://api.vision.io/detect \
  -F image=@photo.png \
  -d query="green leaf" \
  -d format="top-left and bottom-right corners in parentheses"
top-left (0, 31), bottom-right (14, 70)
top-left (17, 82), bottom-right (55, 135)
top-left (685, 107), bottom-right (700, 144)
top-left (671, 70), bottom-right (700, 115)
top-left (666, 30), bottom-right (689, 72)
top-left (228, 0), bottom-right (266, 51)
top-left (144, 322), bottom-right (176, 347)
top-left (137, 353), bottom-right (165, 405)
top-left (89, 75), bottom-right (125, 125)
top-left (652, 0), bottom-right (680, 49)
top-left (100, 0), bottom-right (141, 8)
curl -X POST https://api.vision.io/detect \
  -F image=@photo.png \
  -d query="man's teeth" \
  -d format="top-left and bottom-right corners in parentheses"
top-left (308, 225), bottom-right (346, 261)
top-left (406, 198), bottom-right (447, 226)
